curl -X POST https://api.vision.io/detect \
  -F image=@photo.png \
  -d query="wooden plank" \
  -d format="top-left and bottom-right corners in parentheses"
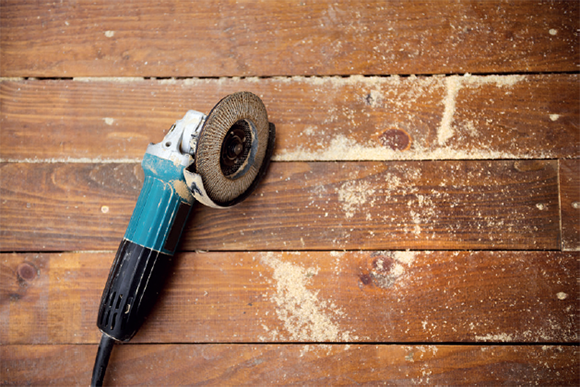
top-left (560, 159), bottom-right (580, 251)
top-left (1, 1), bottom-right (578, 77)
top-left (1, 75), bottom-right (578, 162)
top-left (0, 160), bottom-right (560, 252)
top-left (1, 344), bottom-right (578, 386)
top-left (1, 251), bottom-right (577, 344)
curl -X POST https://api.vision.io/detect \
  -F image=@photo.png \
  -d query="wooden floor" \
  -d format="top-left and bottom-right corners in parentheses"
top-left (1, 1), bottom-right (579, 385)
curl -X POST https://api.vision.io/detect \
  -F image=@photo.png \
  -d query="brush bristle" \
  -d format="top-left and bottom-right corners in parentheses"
top-left (195, 92), bottom-right (269, 205)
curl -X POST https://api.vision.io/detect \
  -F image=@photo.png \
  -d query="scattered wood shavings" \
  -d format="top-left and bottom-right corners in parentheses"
top-left (0, 157), bottom-right (141, 163)
top-left (73, 77), bottom-right (145, 83)
top-left (274, 74), bottom-right (529, 161)
top-left (438, 74), bottom-right (525, 146)
top-left (556, 292), bottom-right (568, 300)
top-left (274, 134), bottom-right (531, 161)
top-left (259, 253), bottom-right (355, 343)
top-left (337, 180), bottom-right (376, 219)
top-left (438, 76), bottom-right (462, 145)
top-left (475, 333), bottom-right (515, 342)
top-left (367, 251), bottom-right (418, 289)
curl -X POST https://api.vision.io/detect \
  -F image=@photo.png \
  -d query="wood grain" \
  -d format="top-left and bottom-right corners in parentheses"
top-left (1, 251), bottom-right (577, 344)
top-left (1, 344), bottom-right (579, 386)
top-left (0, 160), bottom-right (560, 252)
top-left (1, 0), bottom-right (578, 384)
top-left (1, 1), bottom-right (578, 77)
top-left (560, 159), bottom-right (580, 251)
top-left (1, 75), bottom-right (578, 161)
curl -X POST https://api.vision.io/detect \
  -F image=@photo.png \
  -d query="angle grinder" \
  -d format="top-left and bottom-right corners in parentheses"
top-left (91, 92), bottom-right (275, 386)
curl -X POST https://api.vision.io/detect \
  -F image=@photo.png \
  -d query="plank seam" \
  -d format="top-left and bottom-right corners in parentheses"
top-left (3, 342), bottom-right (578, 347)
top-left (1, 71), bottom-right (579, 83)
top-left (0, 248), bottom-right (569, 255)
top-left (2, 158), bottom-right (577, 164)
top-left (558, 159), bottom-right (564, 251)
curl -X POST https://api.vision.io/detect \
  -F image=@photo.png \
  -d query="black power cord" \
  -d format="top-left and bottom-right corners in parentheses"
top-left (91, 334), bottom-right (116, 387)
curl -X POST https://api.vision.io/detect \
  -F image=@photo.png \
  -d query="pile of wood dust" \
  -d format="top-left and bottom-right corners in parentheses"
top-left (259, 253), bottom-right (355, 343)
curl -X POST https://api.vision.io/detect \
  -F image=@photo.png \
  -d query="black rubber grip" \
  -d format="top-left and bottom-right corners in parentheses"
top-left (96, 239), bottom-right (173, 341)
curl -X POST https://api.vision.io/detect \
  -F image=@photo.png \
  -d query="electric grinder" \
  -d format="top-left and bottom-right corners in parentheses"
top-left (91, 92), bottom-right (275, 386)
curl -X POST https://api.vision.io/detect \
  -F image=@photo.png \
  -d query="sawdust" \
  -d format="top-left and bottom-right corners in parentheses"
top-left (259, 253), bottom-right (355, 343)
top-left (391, 251), bottom-right (418, 265)
top-left (475, 333), bottom-right (515, 342)
top-left (337, 180), bottom-right (376, 219)
top-left (437, 74), bottom-right (525, 146)
top-left (273, 134), bottom-right (527, 161)
top-left (461, 73), bottom-right (525, 87)
top-left (171, 180), bottom-right (194, 203)
top-left (438, 76), bottom-right (462, 145)
top-left (274, 74), bottom-right (528, 161)
top-left (556, 292), bottom-right (568, 300)
top-left (273, 74), bottom-right (405, 88)
top-left (73, 77), bottom-right (146, 83)
top-left (0, 77), bottom-right (25, 81)
top-left (368, 251), bottom-right (418, 289)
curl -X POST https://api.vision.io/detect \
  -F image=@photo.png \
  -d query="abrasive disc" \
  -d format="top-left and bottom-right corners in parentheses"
top-left (194, 92), bottom-right (270, 205)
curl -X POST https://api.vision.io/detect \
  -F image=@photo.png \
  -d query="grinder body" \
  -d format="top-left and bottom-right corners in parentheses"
top-left (92, 92), bottom-right (275, 386)
top-left (97, 153), bottom-right (194, 341)
top-left (96, 110), bottom-right (204, 343)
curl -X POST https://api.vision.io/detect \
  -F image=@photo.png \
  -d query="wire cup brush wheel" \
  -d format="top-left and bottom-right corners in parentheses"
top-left (194, 92), bottom-right (271, 206)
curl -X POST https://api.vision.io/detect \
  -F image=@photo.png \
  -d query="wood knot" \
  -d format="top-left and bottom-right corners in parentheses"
top-left (359, 253), bottom-right (405, 289)
top-left (17, 262), bottom-right (37, 282)
top-left (372, 255), bottom-right (395, 275)
top-left (359, 273), bottom-right (372, 285)
top-left (379, 129), bottom-right (411, 151)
